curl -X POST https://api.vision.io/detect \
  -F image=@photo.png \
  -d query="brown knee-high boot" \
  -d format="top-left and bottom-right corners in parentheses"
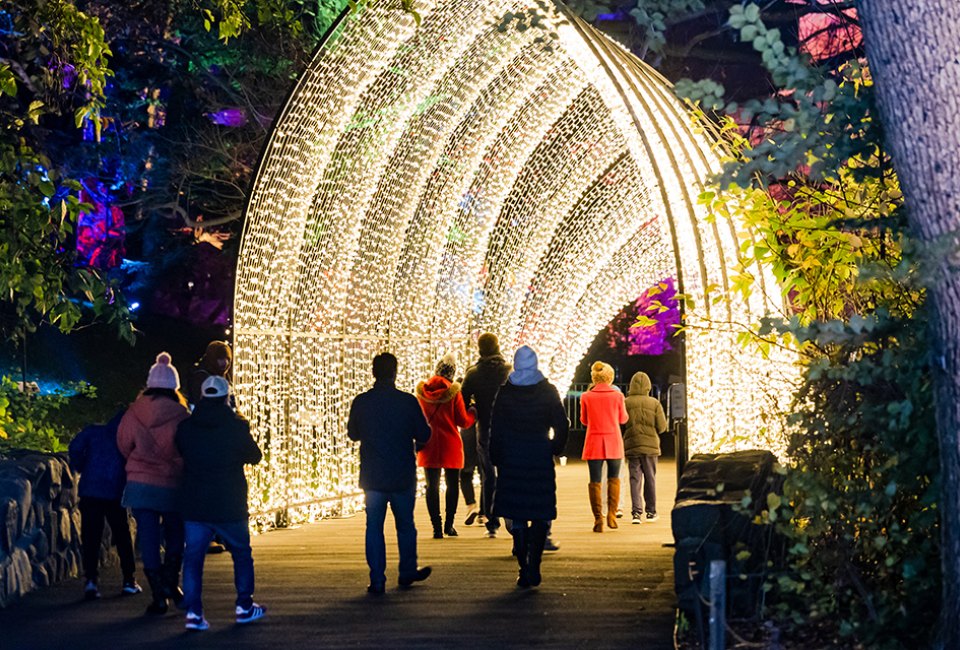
top-left (588, 482), bottom-right (603, 532)
top-left (607, 478), bottom-right (620, 529)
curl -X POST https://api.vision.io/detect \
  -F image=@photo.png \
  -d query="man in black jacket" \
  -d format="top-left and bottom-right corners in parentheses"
top-left (175, 376), bottom-right (264, 631)
top-left (461, 333), bottom-right (511, 538)
top-left (348, 353), bottom-right (433, 594)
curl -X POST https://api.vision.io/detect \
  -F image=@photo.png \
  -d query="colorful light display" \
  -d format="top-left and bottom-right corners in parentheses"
top-left (234, 0), bottom-right (797, 522)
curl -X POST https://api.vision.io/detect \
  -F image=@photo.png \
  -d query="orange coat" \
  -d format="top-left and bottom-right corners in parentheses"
top-left (579, 384), bottom-right (628, 460)
top-left (117, 394), bottom-right (190, 488)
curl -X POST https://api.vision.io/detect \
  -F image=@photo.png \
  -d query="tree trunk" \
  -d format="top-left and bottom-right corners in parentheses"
top-left (856, 3), bottom-right (960, 647)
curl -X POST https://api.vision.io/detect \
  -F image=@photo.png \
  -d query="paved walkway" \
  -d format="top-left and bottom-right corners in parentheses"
top-left (1, 461), bottom-right (677, 650)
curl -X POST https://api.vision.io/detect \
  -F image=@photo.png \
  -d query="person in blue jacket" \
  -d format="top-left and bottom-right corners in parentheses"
top-left (68, 409), bottom-right (142, 600)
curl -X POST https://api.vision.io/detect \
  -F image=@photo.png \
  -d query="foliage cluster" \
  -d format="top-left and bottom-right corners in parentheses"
top-left (675, 2), bottom-right (941, 646)
top-left (0, 376), bottom-right (97, 453)
top-left (2, 0), bottom-right (347, 334)
top-left (0, 0), bottom-right (131, 345)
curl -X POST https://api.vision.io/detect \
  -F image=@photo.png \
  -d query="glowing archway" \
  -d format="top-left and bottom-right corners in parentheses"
top-left (234, 0), bottom-right (795, 518)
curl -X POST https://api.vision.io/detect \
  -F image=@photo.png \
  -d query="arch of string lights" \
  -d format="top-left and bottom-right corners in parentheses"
top-left (233, 0), bottom-right (796, 520)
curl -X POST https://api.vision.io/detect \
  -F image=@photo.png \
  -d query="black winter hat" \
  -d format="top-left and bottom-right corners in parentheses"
top-left (477, 332), bottom-right (500, 357)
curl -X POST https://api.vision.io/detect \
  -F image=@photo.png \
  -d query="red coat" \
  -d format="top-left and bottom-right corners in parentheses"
top-left (416, 376), bottom-right (475, 469)
top-left (580, 384), bottom-right (628, 460)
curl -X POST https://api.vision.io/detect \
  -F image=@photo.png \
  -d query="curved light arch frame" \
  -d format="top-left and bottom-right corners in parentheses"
top-left (233, 0), bottom-right (796, 519)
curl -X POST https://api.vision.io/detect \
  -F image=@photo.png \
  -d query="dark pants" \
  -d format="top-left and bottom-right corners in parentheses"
top-left (182, 519), bottom-right (254, 615)
top-left (132, 508), bottom-right (184, 571)
top-left (460, 426), bottom-right (478, 506)
top-left (587, 458), bottom-right (623, 483)
top-left (460, 465), bottom-right (478, 507)
top-left (478, 445), bottom-right (499, 531)
top-left (364, 487), bottom-right (418, 587)
top-left (628, 455), bottom-right (658, 516)
top-left (424, 468), bottom-right (460, 527)
top-left (79, 497), bottom-right (136, 583)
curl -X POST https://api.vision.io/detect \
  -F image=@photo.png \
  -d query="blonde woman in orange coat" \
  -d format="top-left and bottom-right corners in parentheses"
top-left (579, 362), bottom-right (628, 532)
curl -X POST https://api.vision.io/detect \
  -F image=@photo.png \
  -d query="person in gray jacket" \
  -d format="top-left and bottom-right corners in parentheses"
top-left (623, 372), bottom-right (667, 523)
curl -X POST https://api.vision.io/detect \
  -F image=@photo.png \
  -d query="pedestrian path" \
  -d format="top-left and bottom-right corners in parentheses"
top-left (0, 461), bottom-right (677, 649)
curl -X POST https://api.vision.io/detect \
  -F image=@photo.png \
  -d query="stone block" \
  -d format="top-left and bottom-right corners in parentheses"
top-left (0, 477), bottom-right (30, 532)
top-left (0, 499), bottom-right (17, 557)
top-left (0, 453), bottom-right (83, 608)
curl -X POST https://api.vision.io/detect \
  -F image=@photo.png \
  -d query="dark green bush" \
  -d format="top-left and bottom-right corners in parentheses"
top-left (0, 376), bottom-right (98, 453)
top-left (769, 308), bottom-right (940, 648)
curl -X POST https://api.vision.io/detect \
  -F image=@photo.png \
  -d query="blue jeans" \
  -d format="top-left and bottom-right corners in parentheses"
top-left (364, 487), bottom-right (418, 586)
top-left (132, 509), bottom-right (184, 571)
top-left (182, 520), bottom-right (254, 615)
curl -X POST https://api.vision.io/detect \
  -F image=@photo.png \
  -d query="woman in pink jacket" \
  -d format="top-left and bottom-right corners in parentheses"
top-left (117, 352), bottom-right (191, 615)
top-left (579, 361), bottom-right (628, 532)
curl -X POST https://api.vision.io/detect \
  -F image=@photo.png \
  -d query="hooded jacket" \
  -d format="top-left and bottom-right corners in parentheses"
top-left (117, 394), bottom-right (190, 488)
top-left (175, 399), bottom-right (262, 522)
top-left (580, 383), bottom-right (628, 460)
top-left (489, 379), bottom-right (569, 521)
top-left (415, 376), bottom-right (475, 469)
top-left (623, 372), bottom-right (668, 457)
top-left (69, 410), bottom-right (127, 500)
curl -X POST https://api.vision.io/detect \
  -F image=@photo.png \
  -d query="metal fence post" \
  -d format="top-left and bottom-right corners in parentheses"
top-left (709, 559), bottom-right (726, 650)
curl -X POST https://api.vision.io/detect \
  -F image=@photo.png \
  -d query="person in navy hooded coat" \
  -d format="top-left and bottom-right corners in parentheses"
top-left (490, 345), bottom-right (568, 588)
top-left (69, 409), bottom-right (142, 600)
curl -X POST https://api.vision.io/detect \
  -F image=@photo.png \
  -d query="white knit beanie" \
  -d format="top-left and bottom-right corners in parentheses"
top-left (435, 353), bottom-right (457, 380)
top-left (146, 352), bottom-right (181, 390)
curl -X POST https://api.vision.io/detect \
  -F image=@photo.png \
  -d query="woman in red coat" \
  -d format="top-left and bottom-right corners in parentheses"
top-left (416, 354), bottom-right (476, 538)
top-left (580, 361), bottom-right (628, 532)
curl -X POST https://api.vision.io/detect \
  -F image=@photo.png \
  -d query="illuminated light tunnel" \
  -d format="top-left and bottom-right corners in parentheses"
top-left (233, 0), bottom-right (796, 520)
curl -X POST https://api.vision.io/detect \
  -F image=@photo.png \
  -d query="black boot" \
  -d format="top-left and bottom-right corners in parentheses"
top-left (144, 569), bottom-right (168, 615)
top-left (527, 521), bottom-right (548, 587)
top-left (161, 554), bottom-right (184, 608)
top-left (512, 524), bottom-right (530, 588)
top-left (443, 516), bottom-right (458, 537)
top-left (431, 516), bottom-right (443, 539)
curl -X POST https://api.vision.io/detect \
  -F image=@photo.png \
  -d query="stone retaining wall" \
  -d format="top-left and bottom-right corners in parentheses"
top-left (0, 451), bottom-right (83, 607)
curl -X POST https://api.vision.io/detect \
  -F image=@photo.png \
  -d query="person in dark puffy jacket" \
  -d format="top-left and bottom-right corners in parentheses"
top-left (415, 354), bottom-right (475, 538)
top-left (69, 409), bottom-right (141, 600)
top-left (490, 346), bottom-right (568, 588)
top-left (461, 332), bottom-right (511, 538)
top-left (623, 372), bottom-right (667, 523)
top-left (175, 375), bottom-right (265, 631)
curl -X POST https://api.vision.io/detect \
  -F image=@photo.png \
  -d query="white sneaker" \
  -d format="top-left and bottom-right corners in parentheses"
top-left (632, 516), bottom-right (642, 525)
top-left (185, 612), bottom-right (209, 631)
top-left (645, 513), bottom-right (659, 522)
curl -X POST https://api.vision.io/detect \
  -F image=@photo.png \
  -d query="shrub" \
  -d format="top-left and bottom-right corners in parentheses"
top-left (0, 376), bottom-right (98, 453)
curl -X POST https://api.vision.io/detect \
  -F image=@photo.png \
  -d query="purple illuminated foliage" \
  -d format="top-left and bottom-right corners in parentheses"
top-left (76, 179), bottom-right (125, 269)
top-left (606, 278), bottom-right (680, 356)
top-left (206, 107), bottom-right (248, 127)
